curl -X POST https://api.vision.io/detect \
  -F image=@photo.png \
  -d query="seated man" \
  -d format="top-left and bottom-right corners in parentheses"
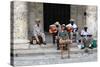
top-left (33, 19), bottom-right (46, 45)
top-left (81, 27), bottom-right (90, 36)
top-left (80, 27), bottom-right (93, 49)
top-left (66, 19), bottom-right (78, 42)
top-left (66, 19), bottom-right (78, 32)
top-left (66, 24), bottom-right (73, 39)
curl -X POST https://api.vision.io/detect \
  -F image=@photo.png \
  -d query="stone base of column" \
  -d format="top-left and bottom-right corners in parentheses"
top-left (13, 39), bottom-right (29, 49)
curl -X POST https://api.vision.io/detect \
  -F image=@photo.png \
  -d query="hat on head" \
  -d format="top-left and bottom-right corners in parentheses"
top-left (55, 21), bottom-right (60, 25)
top-left (35, 19), bottom-right (40, 23)
top-left (70, 19), bottom-right (75, 22)
top-left (62, 24), bottom-right (65, 26)
top-left (84, 26), bottom-right (88, 29)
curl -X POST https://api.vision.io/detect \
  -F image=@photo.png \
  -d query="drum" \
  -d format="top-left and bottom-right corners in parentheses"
top-left (59, 38), bottom-right (71, 59)
top-left (59, 38), bottom-right (72, 47)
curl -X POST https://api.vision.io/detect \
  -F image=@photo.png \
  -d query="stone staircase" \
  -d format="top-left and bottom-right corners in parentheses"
top-left (13, 43), bottom-right (97, 57)
top-left (12, 42), bottom-right (97, 66)
top-left (13, 43), bottom-right (97, 66)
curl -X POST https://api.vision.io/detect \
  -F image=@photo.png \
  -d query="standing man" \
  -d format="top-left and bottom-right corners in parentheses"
top-left (49, 21), bottom-right (61, 50)
top-left (49, 21), bottom-right (61, 44)
top-left (49, 23), bottom-right (58, 44)
top-left (55, 22), bottom-right (61, 50)
top-left (33, 19), bottom-right (46, 45)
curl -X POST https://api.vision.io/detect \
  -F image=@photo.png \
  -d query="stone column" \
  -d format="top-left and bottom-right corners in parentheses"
top-left (28, 2), bottom-right (43, 38)
top-left (86, 6), bottom-right (97, 38)
top-left (13, 1), bottom-right (29, 49)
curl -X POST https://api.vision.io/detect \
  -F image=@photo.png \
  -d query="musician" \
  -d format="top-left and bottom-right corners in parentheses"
top-left (49, 24), bottom-right (58, 34)
top-left (66, 24), bottom-right (73, 39)
top-left (49, 21), bottom-right (61, 50)
top-left (81, 27), bottom-right (90, 36)
top-left (80, 27), bottom-right (93, 49)
top-left (49, 21), bottom-right (61, 44)
top-left (33, 19), bottom-right (46, 45)
top-left (58, 24), bottom-right (72, 58)
top-left (66, 19), bottom-right (78, 41)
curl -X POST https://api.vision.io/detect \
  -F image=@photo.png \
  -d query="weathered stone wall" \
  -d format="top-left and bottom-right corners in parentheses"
top-left (12, 1), bottom-right (29, 49)
top-left (28, 2), bottom-right (43, 39)
top-left (11, 1), bottom-right (97, 49)
top-left (14, 1), bottom-right (28, 39)
top-left (86, 6), bottom-right (97, 38)
top-left (11, 1), bottom-right (44, 49)
top-left (71, 5), bottom-right (97, 38)
top-left (71, 5), bottom-right (86, 31)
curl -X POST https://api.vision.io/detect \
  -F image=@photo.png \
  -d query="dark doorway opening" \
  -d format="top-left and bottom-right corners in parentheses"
top-left (43, 3), bottom-right (70, 32)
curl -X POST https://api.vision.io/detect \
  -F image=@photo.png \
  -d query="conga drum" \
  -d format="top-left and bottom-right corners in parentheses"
top-left (59, 38), bottom-right (72, 59)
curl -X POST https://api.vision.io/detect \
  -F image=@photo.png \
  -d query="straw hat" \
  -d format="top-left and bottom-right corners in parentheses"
top-left (35, 19), bottom-right (40, 23)
top-left (55, 21), bottom-right (60, 25)
top-left (70, 19), bottom-right (75, 22)
top-left (62, 24), bottom-right (65, 26)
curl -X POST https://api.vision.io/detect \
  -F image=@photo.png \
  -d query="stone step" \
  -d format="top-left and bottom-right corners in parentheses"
top-left (14, 52), bottom-right (97, 60)
top-left (13, 44), bottom-right (97, 57)
top-left (29, 43), bottom-right (78, 48)
top-left (14, 52), bottom-right (97, 66)
top-left (13, 43), bottom-right (97, 66)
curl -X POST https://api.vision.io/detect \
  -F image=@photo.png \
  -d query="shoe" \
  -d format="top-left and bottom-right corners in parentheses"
top-left (57, 48), bottom-right (60, 50)
top-left (43, 42), bottom-right (46, 45)
top-left (89, 47), bottom-right (93, 49)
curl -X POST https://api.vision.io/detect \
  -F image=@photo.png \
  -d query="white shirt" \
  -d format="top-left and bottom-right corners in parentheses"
top-left (72, 24), bottom-right (77, 29)
top-left (66, 23), bottom-right (77, 32)
top-left (66, 23), bottom-right (77, 28)
top-left (81, 30), bottom-right (90, 35)
top-left (33, 24), bottom-right (41, 35)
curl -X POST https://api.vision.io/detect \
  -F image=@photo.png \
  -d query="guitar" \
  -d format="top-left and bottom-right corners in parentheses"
top-left (49, 24), bottom-right (57, 34)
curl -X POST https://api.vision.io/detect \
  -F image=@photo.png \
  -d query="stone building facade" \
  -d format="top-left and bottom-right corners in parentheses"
top-left (11, 1), bottom-right (97, 49)
top-left (71, 5), bottom-right (97, 38)
top-left (28, 2), bottom-right (43, 39)
top-left (11, 1), bottom-right (29, 49)
top-left (71, 5), bottom-right (86, 30)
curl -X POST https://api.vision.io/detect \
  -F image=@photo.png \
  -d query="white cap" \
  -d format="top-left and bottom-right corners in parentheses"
top-left (70, 19), bottom-right (75, 21)
top-left (55, 21), bottom-right (60, 25)
top-left (35, 19), bottom-right (40, 22)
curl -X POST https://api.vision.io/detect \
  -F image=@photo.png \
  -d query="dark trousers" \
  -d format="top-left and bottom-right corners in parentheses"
top-left (53, 35), bottom-right (56, 44)
top-left (52, 32), bottom-right (60, 49)
top-left (52, 32), bottom-right (58, 44)
top-left (57, 38), bottom-right (60, 49)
